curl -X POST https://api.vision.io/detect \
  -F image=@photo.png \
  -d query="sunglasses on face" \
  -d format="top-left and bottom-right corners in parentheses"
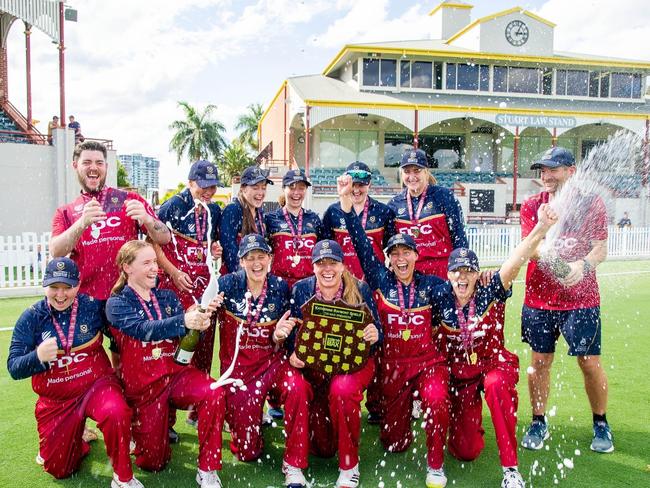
top-left (346, 170), bottom-right (371, 180)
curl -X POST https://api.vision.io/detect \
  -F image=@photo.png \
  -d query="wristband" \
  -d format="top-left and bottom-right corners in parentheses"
top-left (583, 259), bottom-right (594, 274)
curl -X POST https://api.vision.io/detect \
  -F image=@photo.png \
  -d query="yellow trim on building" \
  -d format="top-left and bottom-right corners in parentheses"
top-left (428, 2), bottom-right (474, 17)
top-left (301, 98), bottom-right (650, 121)
top-left (446, 6), bottom-right (556, 44)
top-left (322, 44), bottom-right (650, 75)
top-left (258, 80), bottom-right (288, 143)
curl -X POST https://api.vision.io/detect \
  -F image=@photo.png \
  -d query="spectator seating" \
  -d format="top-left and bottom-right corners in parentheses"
top-left (0, 109), bottom-right (29, 144)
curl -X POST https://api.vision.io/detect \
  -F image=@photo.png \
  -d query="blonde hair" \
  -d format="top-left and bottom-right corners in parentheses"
top-left (111, 240), bottom-right (152, 295)
top-left (278, 194), bottom-right (287, 207)
top-left (341, 269), bottom-right (363, 305)
top-left (238, 187), bottom-right (259, 236)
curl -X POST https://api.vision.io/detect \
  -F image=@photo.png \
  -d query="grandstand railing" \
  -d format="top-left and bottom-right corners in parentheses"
top-left (1, 227), bottom-right (648, 289)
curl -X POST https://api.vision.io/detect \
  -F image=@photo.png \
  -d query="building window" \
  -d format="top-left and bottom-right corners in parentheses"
top-left (566, 70), bottom-right (589, 96)
top-left (399, 61), bottom-right (443, 89)
top-left (446, 63), bottom-right (489, 91)
top-left (508, 67), bottom-right (541, 93)
top-left (494, 66), bottom-right (507, 92)
top-left (610, 72), bottom-right (643, 98)
top-left (320, 129), bottom-right (378, 166)
top-left (362, 58), bottom-right (396, 87)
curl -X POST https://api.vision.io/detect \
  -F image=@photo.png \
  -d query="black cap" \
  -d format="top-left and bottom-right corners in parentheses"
top-left (282, 169), bottom-right (311, 187)
top-left (447, 248), bottom-right (480, 272)
top-left (400, 149), bottom-right (428, 169)
top-left (237, 234), bottom-right (272, 258)
top-left (345, 161), bottom-right (372, 184)
top-left (384, 233), bottom-right (418, 255)
top-left (240, 165), bottom-right (274, 186)
top-left (43, 257), bottom-right (80, 287)
top-left (188, 160), bottom-right (221, 188)
top-left (311, 240), bottom-right (344, 263)
top-left (530, 147), bottom-right (575, 170)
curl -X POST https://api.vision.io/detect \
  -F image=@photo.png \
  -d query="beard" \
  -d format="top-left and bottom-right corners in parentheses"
top-left (77, 172), bottom-right (106, 194)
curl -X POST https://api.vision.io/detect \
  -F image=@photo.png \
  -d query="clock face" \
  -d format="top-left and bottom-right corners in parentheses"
top-left (505, 20), bottom-right (529, 46)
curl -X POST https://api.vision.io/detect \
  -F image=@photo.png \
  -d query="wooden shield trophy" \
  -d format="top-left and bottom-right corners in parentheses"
top-left (295, 296), bottom-right (373, 375)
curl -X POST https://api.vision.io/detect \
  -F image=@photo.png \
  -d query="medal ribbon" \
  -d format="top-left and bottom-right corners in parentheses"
top-left (255, 209), bottom-right (266, 236)
top-left (48, 298), bottom-right (79, 356)
top-left (406, 188), bottom-right (427, 229)
top-left (396, 280), bottom-right (416, 323)
top-left (315, 280), bottom-right (343, 301)
top-left (455, 298), bottom-right (476, 354)
top-left (282, 207), bottom-right (304, 251)
top-left (194, 206), bottom-right (208, 243)
top-left (135, 291), bottom-right (163, 321)
top-left (246, 279), bottom-right (269, 329)
top-left (358, 197), bottom-right (370, 230)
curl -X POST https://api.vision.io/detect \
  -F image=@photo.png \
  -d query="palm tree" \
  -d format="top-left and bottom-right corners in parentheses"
top-left (218, 140), bottom-right (254, 185)
top-left (169, 101), bottom-right (226, 164)
top-left (235, 103), bottom-right (264, 153)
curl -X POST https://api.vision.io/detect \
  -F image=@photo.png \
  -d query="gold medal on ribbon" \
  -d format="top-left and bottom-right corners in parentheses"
top-left (152, 347), bottom-right (162, 360)
top-left (412, 227), bottom-right (420, 238)
top-left (291, 254), bottom-right (300, 267)
top-left (402, 329), bottom-right (411, 341)
top-left (197, 248), bottom-right (204, 262)
top-left (469, 352), bottom-right (477, 365)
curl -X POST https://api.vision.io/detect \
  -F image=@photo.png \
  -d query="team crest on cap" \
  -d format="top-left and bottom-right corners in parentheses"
top-left (248, 236), bottom-right (256, 243)
top-left (268, 303), bottom-right (276, 312)
top-left (80, 324), bottom-right (89, 334)
top-left (207, 166), bottom-right (214, 173)
top-left (459, 249), bottom-right (468, 257)
top-left (56, 262), bottom-right (65, 271)
top-left (322, 242), bottom-right (330, 249)
top-left (410, 151), bottom-right (417, 158)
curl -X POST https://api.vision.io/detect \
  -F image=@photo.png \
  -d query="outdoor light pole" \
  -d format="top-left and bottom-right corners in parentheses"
top-left (642, 118), bottom-right (649, 227)
top-left (58, 0), bottom-right (66, 126)
top-left (24, 22), bottom-right (32, 130)
top-left (512, 126), bottom-right (520, 212)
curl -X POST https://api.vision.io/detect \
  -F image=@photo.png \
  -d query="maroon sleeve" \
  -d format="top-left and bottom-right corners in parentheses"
top-left (51, 206), bottom-right (70, 236)
top-left (589, 196), bottom-right (609, 241)
top-left (519, 197), bottom-right (539, 239)
top-left (128, 191), bottom-right (156, 233)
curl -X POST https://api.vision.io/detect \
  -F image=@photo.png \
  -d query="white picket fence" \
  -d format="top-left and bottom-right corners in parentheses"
top-left (0, 227), bottom-right (649, 289)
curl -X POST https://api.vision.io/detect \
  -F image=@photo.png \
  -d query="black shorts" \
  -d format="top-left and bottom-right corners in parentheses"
top-left (521, 305), bottom-right (601, 356)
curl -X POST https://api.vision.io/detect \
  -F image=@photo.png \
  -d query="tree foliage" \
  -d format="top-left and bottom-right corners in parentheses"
top-left (116, 160), bottom-right (131, 188)
top-left (235, 103), bottom-right (264, 153)
top-left (169, 101), bottom-right (226, 164)
top-left (218, 140), bottom-right (254, 185)
top-left (160, 182), bottom-right (186, 204)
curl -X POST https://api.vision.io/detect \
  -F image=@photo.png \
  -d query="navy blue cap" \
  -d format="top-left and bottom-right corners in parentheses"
top-left (282, 169), bottom-right (311, 187)
top-left (400, 149), bottom-right (428, 169)
top-left (311, 240), bottom-right (344, 264)
top-left (43, 257), bottom-right (80, 287)
top-left (188, 160), bottom-right (221, 188)
top-left (240, 165), bottom-right (274, 186)
top-left (345, 161), bottom-right (372, 184)
top-left (448, 248), bottom-right (480, 272)
top-left (530, 147), bottom-right (575, 170)
top-left (384, 233), bottom-right (418, 255)
top-left (237, 234), bottom-right (272, 258)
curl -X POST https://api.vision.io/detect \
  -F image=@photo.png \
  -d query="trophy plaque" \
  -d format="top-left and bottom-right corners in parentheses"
top-left (295, 296), bottom-right (373, 375)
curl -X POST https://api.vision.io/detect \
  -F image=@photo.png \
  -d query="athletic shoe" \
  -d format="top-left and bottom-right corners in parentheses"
top-left (223, 421), bottom-right (231, 433)
top-left (590, 421), bottom-right (614, 453)
top-left (282, 461), bottom-right (307, 488)
top-left (111, 473), bottom-right (144, 488)
top-left (412, 400), bottom-right (423, 420)
top-left (168, 427), bottom-right (181, 444)
top-left (262, 411), bottom-right (273, 426)
top-left (366, 411), bottom-right (382, 425)
top-left (335, 464), bottom-right (360, 488)
top-left (196, 469), bottom-right (222, 488)
top-left (501, 468), bottom-right (525, 488)
top-left (426, 466), bottom-right (447, 488)
top-left (35, 453), bottom-right (44, 466)
top-left (269, 407), bottom-right (285, 420)
top-left (82, 426), bottom-right (99, 442)
top-left (186, 417), bottom-right (199, 429)
top-left (521, 420), bottom-right (549, 450)
top-left (129, 440), bottom-right (136, 455)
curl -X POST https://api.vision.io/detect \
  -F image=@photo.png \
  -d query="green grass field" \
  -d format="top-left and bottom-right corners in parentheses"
top-left (1, 260), bottom-right (649, 487)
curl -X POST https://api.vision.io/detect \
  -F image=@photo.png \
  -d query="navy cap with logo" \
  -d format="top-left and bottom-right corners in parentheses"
top-left (237, 234), bottom-right (272, 259)
top-left (311, 239), bottom-right (344, 264)
top-left (345, 161), bottom-right (372, 185)
top-left (282, 169), bottom-right (312, 187)
top-left (240, 165), bottom-right (274, 186)
top-left (447, 247), bottom-right (480, 272)
top-left (530, 147), bottom-right (575, 170)
top-left (43, 257), bottom-right (80, 287)
top-left (188, 160), bottom-right (222, 188)
top-left (384, 233), bottom-right (418, 255)
top-left (400, 149), bottom-right (428, 169)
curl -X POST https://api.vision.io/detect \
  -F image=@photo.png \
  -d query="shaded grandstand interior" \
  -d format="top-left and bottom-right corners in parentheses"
top-left (0, 109), bottom-right (30, 144)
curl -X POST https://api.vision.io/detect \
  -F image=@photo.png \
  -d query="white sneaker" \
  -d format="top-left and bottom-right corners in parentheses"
top-left (223, 421), bottom-right (231, 433)
top-left (196, 469), bottom-right (222, 488)
top-left (426, 466), bottom-right (447, 488)
top-left (282, 461), bottom-right (307, 487)
top-left (336, 464), bottom-right (360, 488)
top-left (412, 399), bottom-right (423, 419)
top-left (111, 473), bottom-right (144, 488)
top-left (501, 469), bottom-right (525, 488)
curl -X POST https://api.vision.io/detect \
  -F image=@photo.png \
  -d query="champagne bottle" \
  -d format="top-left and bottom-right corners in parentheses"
top-left (173, 308), bottom-right (203, 365)
top-left (548, 255), bottom-right (571, 279)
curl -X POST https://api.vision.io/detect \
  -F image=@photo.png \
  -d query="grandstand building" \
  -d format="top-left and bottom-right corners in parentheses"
top-left (259, 1), bottom-right (650, 223)
top-left (119, 153), bottom-right (160, 192)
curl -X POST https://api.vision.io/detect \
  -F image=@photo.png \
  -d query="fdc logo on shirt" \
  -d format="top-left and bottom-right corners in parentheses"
top-left (402, 225), bottom-right (432, 237)
top-left (90, 216), bottom-right (121, 238)
top-left (49, 352), bottom-right (88, 369)
top-left (284, 240), bottom-right (315, 250)
top-left (386, 313), bottom-right (425, 326)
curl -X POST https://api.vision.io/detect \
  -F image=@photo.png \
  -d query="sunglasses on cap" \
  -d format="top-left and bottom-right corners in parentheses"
top-left (346, 170), bottom-right (372, 180)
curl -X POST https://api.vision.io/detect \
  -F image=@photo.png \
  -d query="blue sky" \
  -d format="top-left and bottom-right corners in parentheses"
top-left (5, 0), bottom-right (649, 187)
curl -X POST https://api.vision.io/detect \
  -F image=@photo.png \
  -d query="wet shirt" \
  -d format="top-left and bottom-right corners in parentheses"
top-left (388, 185), bottom-right (467, 278)
top-left (342, 209), bottom-right (445, 363)
top-left (265, 207), bottom-right (323, 288)
top-left (220, 199), bottom-right (267, 273)
top-left (433, 273), bottom-right (514, 377)
top-left (8, 294), bottom-right (113, 401)
top-left (157, 188), bottom-right (221, 298)
top-left (217, 271), bottom-right (290, 380)
top-left (51, 187), bottom-right (156, 300)
top-left (289, 275), bottom-right (383, 355)
top-left (106, 286), bottom-right (185, 399)
top-left (521, 191), bottom-right (607, 310)
top-left (322, 198), bottom-right (394, 280)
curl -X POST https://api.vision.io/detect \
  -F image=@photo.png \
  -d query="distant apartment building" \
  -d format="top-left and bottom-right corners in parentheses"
top-left (118, 153), bottom-right (160, 191)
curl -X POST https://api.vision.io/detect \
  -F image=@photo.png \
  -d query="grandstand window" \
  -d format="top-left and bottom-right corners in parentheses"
top-left (362, 58), bottom-right (396, 87)
top-left (508, 67), bottom-right (541, 94)
top-left (566, 70), bottom-right (589, 96)
top-left (320, 129), bottom-right (378, 167)
top-left (399, 61), bottom-right (435, 89)
top-left (446, 63), bottom-right (489, 91)
top-left (494, 66), bottom-right (508, 92)
top-left (610, 72), bottom-right (643, 98)
top-left (384, 132), bottom-right (414, 167)
top-left (555, 69), bottom-right (567, 95)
